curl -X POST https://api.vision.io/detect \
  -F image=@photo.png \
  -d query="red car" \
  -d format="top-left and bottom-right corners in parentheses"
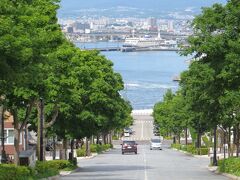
top-left (121, 141), bottom-right (138, 154)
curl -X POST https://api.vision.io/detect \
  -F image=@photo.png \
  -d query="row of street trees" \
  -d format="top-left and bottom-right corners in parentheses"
top-left (153, 0), bottom-right (240, 165)
top-left (0, 0), bottom-right (132, 165)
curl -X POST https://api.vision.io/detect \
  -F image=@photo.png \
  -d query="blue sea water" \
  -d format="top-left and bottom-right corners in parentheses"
top-left (75, 42), bottom-right (189, 110)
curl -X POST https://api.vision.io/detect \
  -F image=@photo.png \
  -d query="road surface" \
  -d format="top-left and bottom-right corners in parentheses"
top-left (122, 113), bottom-right (154, 141)
top-left (61, 111), bottom-right (228, 180)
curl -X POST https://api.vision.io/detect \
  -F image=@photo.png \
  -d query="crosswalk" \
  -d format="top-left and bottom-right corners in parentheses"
top-left (121, 137), bottom-right (152, 141)
top-left (131, 109), bottom-right (153, 115)
top-left (134, 120), bottom-right (153, 124)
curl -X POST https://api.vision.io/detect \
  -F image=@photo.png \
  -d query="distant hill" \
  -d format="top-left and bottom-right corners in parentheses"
top-left (59, 0), bottom-right (226, 18)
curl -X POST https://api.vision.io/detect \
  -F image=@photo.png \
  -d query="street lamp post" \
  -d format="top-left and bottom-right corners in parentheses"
top-left (0, 106), bottom-right (7, 163)
top-left (213, 126), bottom-right (218, 166)
top-left (39, 98), bottom-right (44, 161)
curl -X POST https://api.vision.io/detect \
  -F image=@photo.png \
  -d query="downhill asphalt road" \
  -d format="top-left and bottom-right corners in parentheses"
top-left (61, 111), bottom-right (228, 180)
top-left (61, 143), bottom-right (228, 180)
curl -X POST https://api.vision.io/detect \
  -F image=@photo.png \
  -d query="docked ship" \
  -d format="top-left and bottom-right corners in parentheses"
top-left (121, 31), bottom-right (177, 52)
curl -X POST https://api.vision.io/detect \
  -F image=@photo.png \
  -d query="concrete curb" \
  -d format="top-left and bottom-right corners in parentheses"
top-left (60, 171), bottom-right (72, 176)
top-left (41, 175), bottom-right (60, 180)
top-left (76, 148), bottom-right (112, 160)
top-left (77, 153), bottom-right (98, 160)
top-left (208, 166), bottom-right (240, 180)
top-left (57, 148), bottom-right (113, 178)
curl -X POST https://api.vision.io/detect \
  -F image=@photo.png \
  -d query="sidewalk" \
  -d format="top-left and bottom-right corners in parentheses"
top-left (208, 166), bottom-right (240, 180)
top-left (172, 148), bottom-right (239, 179)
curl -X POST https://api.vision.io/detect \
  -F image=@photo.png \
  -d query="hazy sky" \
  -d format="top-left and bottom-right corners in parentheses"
top-left (60, 0), bottom-right (226, 11)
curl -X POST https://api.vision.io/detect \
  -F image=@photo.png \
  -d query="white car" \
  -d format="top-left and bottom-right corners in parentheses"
top-left (150, 138), bottom-right (162, 150)
top-left (124, 132), bottom-right (130, 137)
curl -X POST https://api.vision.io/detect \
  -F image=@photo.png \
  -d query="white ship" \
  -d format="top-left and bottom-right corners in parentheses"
top-left (123, 31), bottom-right (177, 48)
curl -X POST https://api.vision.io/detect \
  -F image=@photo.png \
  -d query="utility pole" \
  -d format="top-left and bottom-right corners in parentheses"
top-left (53, 136), bottom-right (56, 160)
top-left (213, 127), bottom-right (218, 166)
top-left (39, 98), bottom-right (44, 161)
top-left (0, 105), bottom-right (7, 163)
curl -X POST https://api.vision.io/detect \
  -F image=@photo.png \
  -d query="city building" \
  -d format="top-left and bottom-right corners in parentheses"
top-left (0, 112), bottom-right (26, 161)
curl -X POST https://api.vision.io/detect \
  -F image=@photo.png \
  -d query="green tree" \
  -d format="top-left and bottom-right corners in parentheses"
top-left (181, 0), bottom-right (240, 164)
top-left (0, 0), bottom-right (64, 164)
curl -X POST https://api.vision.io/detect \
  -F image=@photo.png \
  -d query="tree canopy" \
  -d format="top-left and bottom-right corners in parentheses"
top-left (0, 0), bottom-right (132, 164)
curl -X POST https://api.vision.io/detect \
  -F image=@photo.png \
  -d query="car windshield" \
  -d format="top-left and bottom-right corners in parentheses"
top-left (124, 128), bottom-right (131, 132)
top-left (151, 139), bottom-right (161, 143)
top-left (123, 141), bottom-right (136, 145)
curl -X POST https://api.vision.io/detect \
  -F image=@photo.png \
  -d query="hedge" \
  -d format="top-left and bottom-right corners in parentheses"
top-left (90, 144), bottom-right (103, 153)
top-left (196, 148), bottom-right (209, 155)
top-left (0, 164), bottom-right (33, 180)
top-left (112, 136), bottom-right (119, 140)
top-left (77, 144), bottom-right (113, 157)
top-left (102, 144), bottom-right (111, 151)
top-left (76, 148), bottom-right (86, 157)
top-left (218, 158), bottom-right (240, 176)
top-left (202, 135), bottom-right (213, 147)
top-left (35, 161), bottom-right (59, 178)
top-left (35, 160), bottom-right (77, 178)
top-left (42, 160), bottom-right (77, 171)
top-left (171, 144), bottom-right (209, 155)
top-left (0, 160), bottom-right (77, 180)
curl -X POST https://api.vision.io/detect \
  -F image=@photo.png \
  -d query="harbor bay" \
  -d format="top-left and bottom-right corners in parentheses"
top-left (76, 42), bottom-right (189, 109)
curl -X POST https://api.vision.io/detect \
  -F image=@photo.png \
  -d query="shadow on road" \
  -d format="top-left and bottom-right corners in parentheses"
top-left (74, 164), bottom-right (153, 173)
top-left (64, 173), bottom-right (131, 180)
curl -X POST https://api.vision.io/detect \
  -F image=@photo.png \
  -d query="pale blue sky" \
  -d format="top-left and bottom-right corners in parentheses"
top-left (60, 0), bottom-right (226, 11)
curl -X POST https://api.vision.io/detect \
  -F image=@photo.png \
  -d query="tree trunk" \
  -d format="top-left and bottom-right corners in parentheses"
top-left (236, 124), bottom-right (240, 157)
top-left (59, 141), bottom-right (64, 160)
top-left (70, 139), bottom-right (74, 160)
top-left (228, 126), bottom-right (231, 158)
top-left (233, 127), bottom-right (237, 156)
top-left (185, 128), bottom-right (188, 145)
top-left (196, 131), bottom-right (201, 155)
top-left (0, 106), bottom-right (7, 163)
top-left (24, 124), bottom-right (28, 150)
top-left (173, 136), bottom-right (176, 144)
top-left (14, 128), bottom-right (21, 165)
top-left (178, 134), bottom-right (181, 144)
top-left (37, 100), bottom-right (45, 161)
top-left (85, 138), bottom-right (91, 156)
top-left (197, 131), bottom-right (202, 149)
top-left (223, 130), bottom-right (226, 159)
top-left (53, 136), bottom-right (56, 160)
top-left (109, 131), bottom-right (112, 145)
top-left (13, 110), bottom-right (20, 165)
top-left (106, 134), bottom-right (109, 144)
top-left (63, 138), bottom-right (67, 160)
top-left (65, 139), bottom-right (68, 159)
top-left (103, 133), bottom-right (107, 145)
top-left (213, 127), bottom-right (218, 166)
top-left (96, 135), bottom-right (100, 144)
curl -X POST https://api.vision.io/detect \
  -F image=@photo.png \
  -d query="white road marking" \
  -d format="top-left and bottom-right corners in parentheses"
top-left (143, 148), bottom-right (148, 180)
top-left (135, 120), bottom-right (153, 124)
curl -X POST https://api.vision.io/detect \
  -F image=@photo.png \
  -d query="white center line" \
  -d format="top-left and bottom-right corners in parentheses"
top-left (143, 148), bottom-right (148, 180)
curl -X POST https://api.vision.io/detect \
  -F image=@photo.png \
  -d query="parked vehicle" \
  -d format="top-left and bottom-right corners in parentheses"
top-left (121, 141), bottom-right (138, 154)
top-left (150, 138), bottom-right (162, 150)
